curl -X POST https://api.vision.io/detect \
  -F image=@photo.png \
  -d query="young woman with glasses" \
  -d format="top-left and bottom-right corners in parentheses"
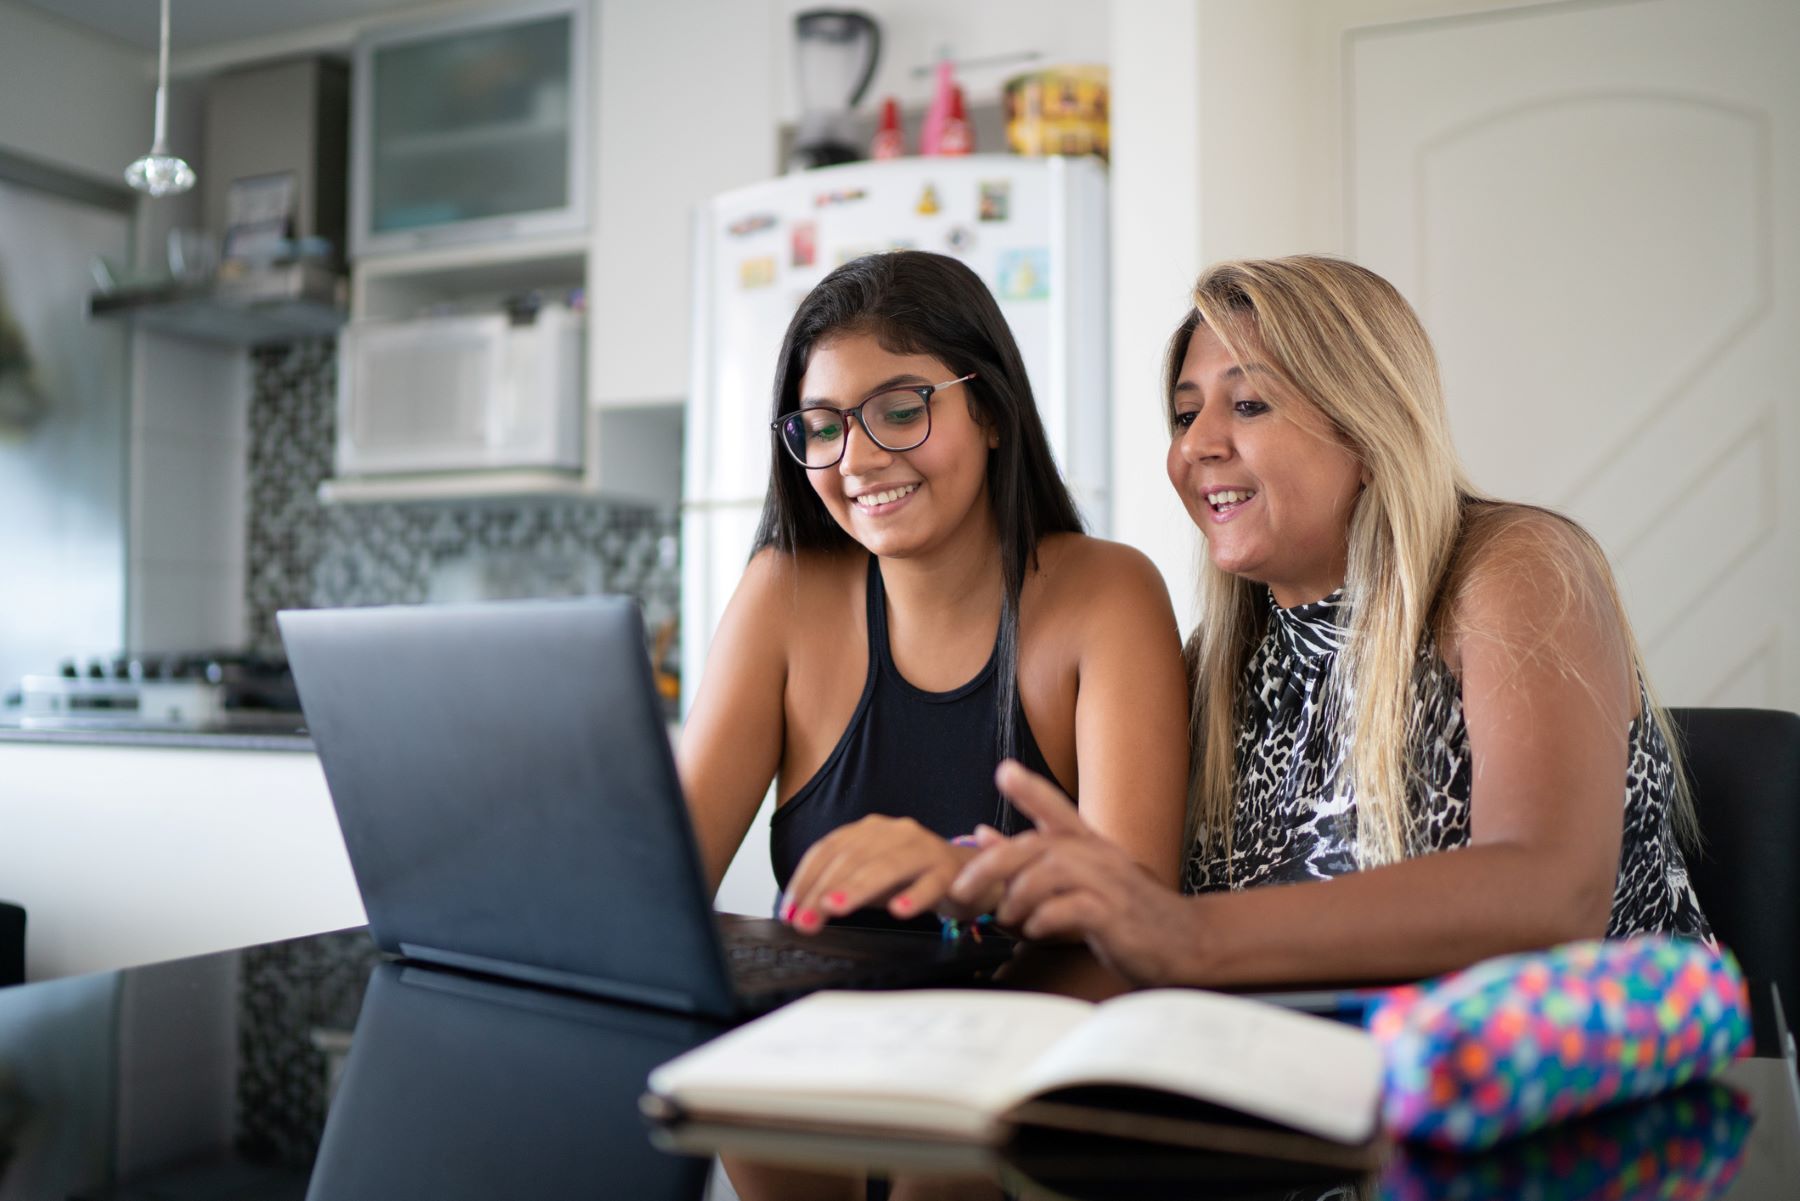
top-left (677, 250), bottom-right (1189, 935)
top-left (950, 255), bottom-right (1711, 986)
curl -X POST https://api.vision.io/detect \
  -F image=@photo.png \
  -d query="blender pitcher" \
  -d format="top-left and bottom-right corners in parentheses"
top-left (788, 9), bottom-right (882, 172)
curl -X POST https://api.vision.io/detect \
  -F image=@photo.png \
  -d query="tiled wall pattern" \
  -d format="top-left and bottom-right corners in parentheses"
top-left (244, 341), bottom-right (680, 670)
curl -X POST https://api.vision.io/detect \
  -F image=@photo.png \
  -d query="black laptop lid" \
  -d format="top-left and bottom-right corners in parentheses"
top-left (279, 599), bottom-right (736, 1015)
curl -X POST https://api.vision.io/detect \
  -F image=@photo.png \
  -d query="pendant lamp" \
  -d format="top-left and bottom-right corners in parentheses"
top-left (125, 0), bottom-right (195, 197)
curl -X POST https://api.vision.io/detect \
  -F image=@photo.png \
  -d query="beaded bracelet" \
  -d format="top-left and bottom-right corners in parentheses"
top-left (938, 913), bottom-right (996, 943)
top-left (944, 834), bottom-right (991, 940)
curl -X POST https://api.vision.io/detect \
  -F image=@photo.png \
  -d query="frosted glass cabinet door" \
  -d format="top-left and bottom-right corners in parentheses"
top-left (353, 0), bottom-right (589, 255)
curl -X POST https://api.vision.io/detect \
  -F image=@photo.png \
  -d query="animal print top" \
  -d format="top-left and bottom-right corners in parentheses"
top-left (1183, 589), bottom-right (1713, 941)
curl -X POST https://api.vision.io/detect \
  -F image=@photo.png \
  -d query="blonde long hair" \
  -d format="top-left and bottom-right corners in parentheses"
top-left (1172, 256), bottom-right (1695, 869)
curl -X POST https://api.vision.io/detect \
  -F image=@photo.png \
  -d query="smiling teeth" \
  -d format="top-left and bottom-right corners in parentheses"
top-left (1205, 489), bottom-right (1255, 508)
top-left (856, 484), bottom-right (918, 508)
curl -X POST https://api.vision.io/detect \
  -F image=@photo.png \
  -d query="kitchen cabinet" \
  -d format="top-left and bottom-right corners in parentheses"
top-left (0, 739), bottom-right (361, 982)
top-left (351, 0), bottom-right (589, 257)
top-left (334, 0), bottom-right (776, 501)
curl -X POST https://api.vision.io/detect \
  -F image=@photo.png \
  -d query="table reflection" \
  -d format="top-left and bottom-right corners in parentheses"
top-left (307, 960), bottom-right (717, 1200)
top-left (1377, 1082), bottom-right (1753, 1201)
top-left (0, 929), bottom-right (1789, 1201)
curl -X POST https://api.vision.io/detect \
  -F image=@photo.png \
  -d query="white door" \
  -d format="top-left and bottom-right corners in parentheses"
top-left (1348, 0), bottom-right (1800, 711)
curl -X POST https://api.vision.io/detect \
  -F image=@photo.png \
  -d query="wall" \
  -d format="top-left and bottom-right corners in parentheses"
top-left (1107, 0), bottom-right (1800, 714)
top-left (128, 334), bottom-right (250, 653)
top-left (1106, 0), bottom-right (1550, 622)
top-left (1107, 0), bottom-right (1207, 627)
top-left (587, 0), bottom-right (780, 404)
top-left (0, 5), bottom-right (246, 666)
top-left (0, 177), bottom-right (133, 688)
top-left (0, 1), bottom-right (148, 185)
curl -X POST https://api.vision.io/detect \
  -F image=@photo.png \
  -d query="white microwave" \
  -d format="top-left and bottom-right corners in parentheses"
top-left (335, 304), bottom-right (584, 476)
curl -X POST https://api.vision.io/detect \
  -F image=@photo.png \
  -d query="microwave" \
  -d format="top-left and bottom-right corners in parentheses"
top-left (335, 304), bottom-right (584, 476)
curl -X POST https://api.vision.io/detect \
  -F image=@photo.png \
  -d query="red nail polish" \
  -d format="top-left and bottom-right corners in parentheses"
top-left (779, 900), bottom-right (795, 922)
top-left (892, 896), bottom-right (914, 915)
top-left (826, 891), bottom-right (847, 910)
top-left (797, 908), bottom-right (819, 931)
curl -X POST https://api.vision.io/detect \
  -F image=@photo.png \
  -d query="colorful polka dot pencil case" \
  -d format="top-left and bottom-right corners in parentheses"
top-left (1368, 937), bottom-right (1753, 1150)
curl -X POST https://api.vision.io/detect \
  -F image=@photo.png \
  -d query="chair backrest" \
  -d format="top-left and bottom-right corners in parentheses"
top-left (1666, 707), bottom-right (1800, 1029)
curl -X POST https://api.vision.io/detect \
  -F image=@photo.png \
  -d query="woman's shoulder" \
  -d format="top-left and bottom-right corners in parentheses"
top-left (1448, 502), bottom-right (1613, 601)
top-left (736, 544), bottom-right (867, 616)
top-left (1439, 501), bottom-right (1623, 663)
top-left (1028, 533), bottom-right (1178, 624)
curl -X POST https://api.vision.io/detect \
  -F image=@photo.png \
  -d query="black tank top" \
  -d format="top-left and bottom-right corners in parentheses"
top-left (769, 556), bottom-right (1063, 925)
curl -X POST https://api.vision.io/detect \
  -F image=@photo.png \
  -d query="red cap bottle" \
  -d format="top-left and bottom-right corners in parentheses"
top-left (938, 85), bottom-right (973, 156)
top-left (871, 97), bottom-right (905, 160)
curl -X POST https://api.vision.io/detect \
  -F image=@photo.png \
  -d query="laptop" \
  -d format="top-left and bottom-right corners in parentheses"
top-left (278, 597), bottom-right (1013, 1019)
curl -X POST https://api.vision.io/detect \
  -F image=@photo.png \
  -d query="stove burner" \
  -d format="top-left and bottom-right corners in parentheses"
top-left (18, 651), bottom-right (303, 733)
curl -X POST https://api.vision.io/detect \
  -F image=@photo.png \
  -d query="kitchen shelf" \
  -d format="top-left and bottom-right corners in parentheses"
top-left (88, 260), bottom-right (346, 348)
top-left (317, 467), bottom-right (592, 505)
top-left (350, 235), bottom-right (587, 322)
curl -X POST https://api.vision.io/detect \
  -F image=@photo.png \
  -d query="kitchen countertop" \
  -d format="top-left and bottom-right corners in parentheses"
top-left (0, 720), bottom-right (313, 751)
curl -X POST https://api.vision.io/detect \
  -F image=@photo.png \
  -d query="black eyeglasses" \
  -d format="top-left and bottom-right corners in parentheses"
top-left (772, 373), bottom-right (977, 469)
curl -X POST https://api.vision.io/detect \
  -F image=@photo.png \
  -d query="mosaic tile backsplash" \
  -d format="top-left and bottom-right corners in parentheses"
top-left (245, 341), bottom-right (680, 675)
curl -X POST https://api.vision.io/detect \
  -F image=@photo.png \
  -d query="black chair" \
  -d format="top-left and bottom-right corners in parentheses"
top-left (0, 901), bottom-right (21, 986)
top-left (1667, 707), bottom-right (1800, 1028)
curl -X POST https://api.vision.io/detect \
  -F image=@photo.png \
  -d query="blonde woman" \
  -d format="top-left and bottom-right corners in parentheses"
top-left (951, 255), bottom-right (1711, 987)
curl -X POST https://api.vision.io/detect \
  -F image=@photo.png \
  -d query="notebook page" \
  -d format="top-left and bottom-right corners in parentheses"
top-left (650, 990), bottom-right (1093, 1117)
top-left (1004, 989), bottom-right (1382, 1144)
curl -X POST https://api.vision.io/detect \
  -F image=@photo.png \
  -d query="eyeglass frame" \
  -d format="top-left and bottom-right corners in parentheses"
top-left (771, 372), bottom-right (979, 469)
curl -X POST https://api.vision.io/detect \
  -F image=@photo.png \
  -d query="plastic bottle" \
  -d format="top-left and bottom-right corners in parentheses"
top-left (919, 57), bottom-right (955, 155)
top-left (870, 97), bottom-right (905, 160)
top-left (938, 85), bottom-right (973, 156)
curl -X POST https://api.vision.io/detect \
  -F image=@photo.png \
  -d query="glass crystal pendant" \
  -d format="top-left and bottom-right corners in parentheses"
top-left (125, 151), bottom-right (194, 198)
top-left (126, 0), bottom-right (194, 197)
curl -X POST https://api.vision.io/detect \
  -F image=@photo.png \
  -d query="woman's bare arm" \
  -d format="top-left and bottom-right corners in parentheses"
top-left (1058, 539), bottom-right (1190, 887)
top-left (676, 549), bottom-right (792, 895)
top-left (958, 515), bottom-right (1637, 986)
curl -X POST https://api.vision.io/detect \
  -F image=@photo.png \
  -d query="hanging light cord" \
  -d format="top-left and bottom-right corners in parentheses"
top-left (151, 0), bottom-right (172, 153)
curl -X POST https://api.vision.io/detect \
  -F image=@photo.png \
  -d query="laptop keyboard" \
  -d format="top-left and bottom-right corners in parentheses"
top-left (725, 941), bottom-right (860, 988)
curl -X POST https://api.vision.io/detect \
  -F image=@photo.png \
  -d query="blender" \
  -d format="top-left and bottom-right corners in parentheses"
top-left (788, 9), bottom-right (882, 172)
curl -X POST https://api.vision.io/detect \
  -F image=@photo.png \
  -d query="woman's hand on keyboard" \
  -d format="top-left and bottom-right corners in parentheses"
top-left (779, 814), bottom-right (994, 933)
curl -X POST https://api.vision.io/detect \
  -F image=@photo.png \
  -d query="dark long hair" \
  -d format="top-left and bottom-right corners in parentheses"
top-left (752, 251), bottom-right (1083, 819)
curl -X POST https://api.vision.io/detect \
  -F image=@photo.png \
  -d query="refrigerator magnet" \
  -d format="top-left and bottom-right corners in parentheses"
top-left (998, 248), bottom-right (1050, 301)
top-left (727, 213), bottom-right (777, 237)
top-left (945, 225), bottom-right (976, 255)
top-left (915, 183), bottom-right (941, 216)
top-left (978, 181), bottom-right (1011, 222)
top-left (791, 221), bottom-right (817, 268)
top-left (815, 187), bottom-right (867, 208)
top-left (739, 256), bottom-right (777, 289)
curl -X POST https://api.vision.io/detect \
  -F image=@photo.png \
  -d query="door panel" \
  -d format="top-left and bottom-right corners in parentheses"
top-left (1349, 0), bottom-right (1799, 709)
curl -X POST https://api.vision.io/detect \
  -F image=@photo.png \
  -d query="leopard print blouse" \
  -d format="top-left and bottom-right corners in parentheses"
top-left (1183, 589), bottom-right (1712, 941)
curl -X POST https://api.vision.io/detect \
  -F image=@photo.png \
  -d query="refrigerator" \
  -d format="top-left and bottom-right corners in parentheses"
top-left (682, 155), bottom-right (1108, 914)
